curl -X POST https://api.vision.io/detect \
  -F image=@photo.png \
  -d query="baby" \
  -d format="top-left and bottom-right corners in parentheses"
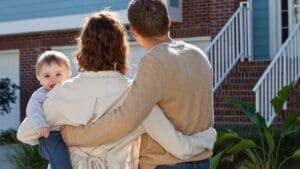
top-left (25, 51), bottom-right (72, 169)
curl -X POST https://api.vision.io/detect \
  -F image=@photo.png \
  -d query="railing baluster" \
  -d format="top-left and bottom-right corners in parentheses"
top-left (205, 2), bottom-right (250, 92)
top-left (253, 23), bottom-right (300, 125)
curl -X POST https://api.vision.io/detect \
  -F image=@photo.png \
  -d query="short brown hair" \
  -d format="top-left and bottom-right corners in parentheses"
top-left (75, 11), bottom-right (129, 74)
top-left (128, 0), bottom-right (169, 37)
top-left (36, 51), bottom-right (71, 76)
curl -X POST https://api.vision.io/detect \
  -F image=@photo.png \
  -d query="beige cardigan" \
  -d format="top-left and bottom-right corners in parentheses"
top-left (17, 71), bottom-right (216, 169)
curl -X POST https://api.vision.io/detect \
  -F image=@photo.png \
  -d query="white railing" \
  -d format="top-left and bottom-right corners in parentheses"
top-left (205, 2), bottom-right (252, 92)
top-left (253, 23), bottom-right (300, 126)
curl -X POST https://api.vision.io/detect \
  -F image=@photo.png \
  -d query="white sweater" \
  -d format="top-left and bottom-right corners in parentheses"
top-left (17, 71), bottom-right (216, 169)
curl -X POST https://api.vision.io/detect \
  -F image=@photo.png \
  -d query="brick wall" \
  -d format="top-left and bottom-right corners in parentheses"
top-left (171, 0), bottom-right (211, 38)
top-left (210, 0), bottom-right (240, 37)
top-left (171, 0), bottom-right (241, 38)
top-left (214, 60), bottom-right (270, 124)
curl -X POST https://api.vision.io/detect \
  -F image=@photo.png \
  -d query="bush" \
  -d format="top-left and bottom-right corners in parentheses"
top-left (214, 124), bottom-right (300, 169)
top-left (0, 78), bottom-right (19, 115)
top-left (211, 83), bottom-right (300, 169)
top-left (7, 144), bottom-right (48, 169)
top-left (0, 129), bottom-right (18, 145)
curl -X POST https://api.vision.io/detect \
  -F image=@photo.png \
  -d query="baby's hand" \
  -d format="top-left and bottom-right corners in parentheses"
top-left (38, 127), bottom-right (50, 138)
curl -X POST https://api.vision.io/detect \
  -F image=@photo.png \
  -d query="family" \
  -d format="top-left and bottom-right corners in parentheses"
top-left (17, 0), bottom-right (216, 169)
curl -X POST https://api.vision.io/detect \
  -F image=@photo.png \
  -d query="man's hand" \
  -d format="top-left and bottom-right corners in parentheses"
top-left (61, 125), bottom-right (76, 146)
top-left (38, 127), bottom-right (50, 138)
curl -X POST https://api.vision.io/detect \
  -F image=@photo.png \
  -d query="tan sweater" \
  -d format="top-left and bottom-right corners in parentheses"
top-left (65, 41), bottom-right (214, 169)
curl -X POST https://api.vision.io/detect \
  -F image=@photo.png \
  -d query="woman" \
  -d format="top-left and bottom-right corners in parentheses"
top-left (17, 11), bottom-right (216, 169)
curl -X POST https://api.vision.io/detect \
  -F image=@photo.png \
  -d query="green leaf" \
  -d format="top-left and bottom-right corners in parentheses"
top-left (210, 151), bottom-right (224, 169)
top-left (281, 115), bottom-right (300, 138)
top-left (238, 160), bottom-right (256, 169)
top-left (215, 132), bottom-right (239, 147)
top-left (292, 149), bottom-right (300, 159)
top-left (227, 99), bottom-right (267, 130)
top-left (225, 139), bottom-right (257, 154)
top-left (271, 82), bottom-right (295, 116)
top-left (263, 128), bottom-right (275, 153)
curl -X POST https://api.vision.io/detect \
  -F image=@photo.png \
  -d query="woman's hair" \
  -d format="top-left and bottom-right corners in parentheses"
top-left (75, 11), bottom-right (129, 74)
top-left (36, 50), bottom-right (71, 76)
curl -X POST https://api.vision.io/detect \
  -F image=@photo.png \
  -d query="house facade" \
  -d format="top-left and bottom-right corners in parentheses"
top-left (0, 0), bottom-right (298, 130)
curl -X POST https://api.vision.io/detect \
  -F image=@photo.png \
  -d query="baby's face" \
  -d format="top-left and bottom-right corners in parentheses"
top-left (37, 62), bottom-right (71, 90)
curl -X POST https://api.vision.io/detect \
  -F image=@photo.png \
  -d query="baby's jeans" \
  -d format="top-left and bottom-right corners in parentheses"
top-left (39, 131), bottom-right (72, 169)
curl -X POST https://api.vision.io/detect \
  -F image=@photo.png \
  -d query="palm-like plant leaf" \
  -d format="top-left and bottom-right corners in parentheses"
top-left (226, 99), bottom-right (267, 130)
top-left (7, 144), bottom-right (48, 169)
top-left (210, 151), bottom-right (224, 169)
top-left (292, 149), bottom-right (300, 159)
top-left (225, 139), bottom-right (257, 154)
top-left (271, 82), bottom-right (295, 116)
top-left (263, 128), bottom-right (275, 153)
top-left (281, 115), bottom-right (300, 138)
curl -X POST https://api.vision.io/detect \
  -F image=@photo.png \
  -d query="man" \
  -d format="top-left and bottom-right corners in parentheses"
top-left (62, 0), bottom-right (214, 169)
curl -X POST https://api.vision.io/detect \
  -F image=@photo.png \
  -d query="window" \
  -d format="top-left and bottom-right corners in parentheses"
top-left (170, 0), bottom-right (179, 8)
top-left (294, 0), bottom-right (300, 23)
top-left (281, 0), bottom-right (289, 43)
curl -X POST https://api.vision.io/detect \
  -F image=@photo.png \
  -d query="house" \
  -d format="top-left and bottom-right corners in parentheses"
top-left (0, 0), bottom-right (298, 130)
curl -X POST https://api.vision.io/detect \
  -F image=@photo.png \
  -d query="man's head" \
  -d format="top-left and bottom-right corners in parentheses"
top-left (36, 51), bottom-right (72, 90)
top-left (128, 0), bottom-right (169, 38)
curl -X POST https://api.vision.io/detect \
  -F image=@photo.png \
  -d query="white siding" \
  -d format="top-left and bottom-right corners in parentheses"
top-left (0, 50), bottom-right (20, 130)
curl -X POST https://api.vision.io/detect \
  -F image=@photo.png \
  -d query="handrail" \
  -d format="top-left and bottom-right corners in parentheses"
top-left (205, 2), bottom-right (251, 92)
top-left (253, 23), bottom-right (300, 126)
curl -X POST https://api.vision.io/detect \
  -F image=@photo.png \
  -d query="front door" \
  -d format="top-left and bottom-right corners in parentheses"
top-left (289, 0), bottom-right (300, 33)
top-left (269, 0), bottom-right (300, 57)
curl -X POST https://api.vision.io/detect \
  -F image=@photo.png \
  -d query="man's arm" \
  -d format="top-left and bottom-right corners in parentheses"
top-left (64, 55), bottom-right (166, 146)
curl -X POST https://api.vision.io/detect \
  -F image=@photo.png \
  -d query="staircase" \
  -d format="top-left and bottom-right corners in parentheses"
top-left (205, 2), bottom-right (251, 92)
top-left (210, 2), bottom-right (300, 125)
top-left (214, 60), bottom-right (269, 123)
top-left (253, 23), bottom-right (300, 126)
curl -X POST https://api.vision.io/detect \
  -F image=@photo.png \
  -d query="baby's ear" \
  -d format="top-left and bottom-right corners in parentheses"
top-left (68, 70), bottom-right (72, 77)
top-left (36, 75), bottom-right (41, 81)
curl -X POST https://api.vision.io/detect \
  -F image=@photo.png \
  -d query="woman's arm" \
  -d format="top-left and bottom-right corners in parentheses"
top-left (17, 118), bottom-right (40, 145)
top-left (142, 106), bottom-right (216, 160)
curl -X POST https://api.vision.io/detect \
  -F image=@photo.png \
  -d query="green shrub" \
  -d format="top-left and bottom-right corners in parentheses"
top-left (0, 129), bottom-right (18, 145)
top-left (0, 78), bottom-right (19, 115)
top-left (7, 144), bottom-right (48, 169)
top-left (0, 129), bottom-right (47, 168)
top-left (211, 83), bottom-right (300, 169)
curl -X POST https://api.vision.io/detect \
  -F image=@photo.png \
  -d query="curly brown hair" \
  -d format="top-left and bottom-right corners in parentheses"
top-left (75, 11), bottom-right (129, 74)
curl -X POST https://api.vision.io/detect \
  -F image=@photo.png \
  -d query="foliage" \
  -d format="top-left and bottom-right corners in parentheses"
top-left (211, 82), bottom-right (300, 169)
top-left (0, 130), bottom-right (47, 168)
top-left (0, 78), bottom-right (19, 115)
top-left (7, 143), bottom-right (48, 169)
top-left (0, 129), bottom-right (18, 145)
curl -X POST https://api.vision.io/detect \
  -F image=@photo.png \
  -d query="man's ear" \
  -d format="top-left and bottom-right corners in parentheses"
top-left (168, 16), bottom-right (172, 28)
top-left (130, 26), bottom-right (139, 38)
